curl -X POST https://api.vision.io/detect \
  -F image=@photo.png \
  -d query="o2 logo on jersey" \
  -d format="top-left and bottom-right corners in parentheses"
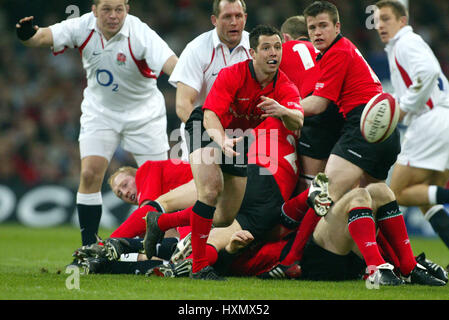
top-left (96, 69), bottom-right (119, 92)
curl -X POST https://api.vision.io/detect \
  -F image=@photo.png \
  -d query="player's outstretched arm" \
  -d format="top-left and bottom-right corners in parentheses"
top-left (258, 96), bottom-right (304, 131)
top-left (300, 95), bottom-right (331, 117)
top-left (203, 109), bottom-right (243, 158)
top-left (16, 16), bottom-right (53, 47)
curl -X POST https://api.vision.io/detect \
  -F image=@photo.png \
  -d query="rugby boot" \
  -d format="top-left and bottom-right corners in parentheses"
top-left (307, 173), bottom-right (333, 217)
top-left (143, 211), bottom-right (165, 259)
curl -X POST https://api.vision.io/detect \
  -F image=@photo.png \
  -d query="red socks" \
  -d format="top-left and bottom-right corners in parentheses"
top-left (376, 201), bottom-right (416, 276)
top-left (281, 188), bottom-right (310, 224)
top-left (186, 244), bottom-right (218, 267)
top-left (157, 207), bottom-right (192, 231)
top-left (376, 230), bottom-right (401, 270)
top-left (110, 205), bottom-right (157, 238)
top-left (347, 207), bottom-right (385, 268)
top-left (281, 207), bottom-right (321, 265)
top-left (190, 201), bottom-right (215, 273)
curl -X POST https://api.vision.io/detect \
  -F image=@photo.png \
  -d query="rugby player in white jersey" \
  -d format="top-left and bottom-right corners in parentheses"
top-left (375, 0), bottom-right (449, 253)
top-left (16, 0), bottom-right (178, 249)
top-left (168, 0), bottom-right (250, 161)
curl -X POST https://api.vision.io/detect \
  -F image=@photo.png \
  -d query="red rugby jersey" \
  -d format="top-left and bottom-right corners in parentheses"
top-left (313, 35), bottom-right (382, 116)
top-left (247, 117), bottom-right (299, 201)
top-left (202, 59), bottom-right (302, 132)
top-left (280, 40), bottom-right (320, 99)
top-left (135, 160), bottom-right (192, 206)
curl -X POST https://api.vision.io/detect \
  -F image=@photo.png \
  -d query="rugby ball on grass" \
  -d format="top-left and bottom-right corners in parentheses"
top-left (360, 92), bottom-right (399, 143)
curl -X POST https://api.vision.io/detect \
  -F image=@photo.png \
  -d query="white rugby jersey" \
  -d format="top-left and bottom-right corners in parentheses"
top-left (168, 28), bottom-right (251, 107)
top-left (50, 12), bottom-right (175, 120)
top-left (385, 26), bottom-right (449, 124)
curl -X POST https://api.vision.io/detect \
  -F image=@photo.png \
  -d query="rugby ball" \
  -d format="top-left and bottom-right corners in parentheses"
top-left (360, 92), bottom-right (399, 143)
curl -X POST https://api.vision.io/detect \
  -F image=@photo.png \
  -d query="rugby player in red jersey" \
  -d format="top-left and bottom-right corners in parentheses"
top-left (76, 116), bottom-right (302, 276)
top-left (72, 159), bottom-right (195, 275)
top-left (280, 15), bottom-right (319, 100)
top-left (108, 160), bottom-right (194, 239)
top-left (144, 25), bottom-right (304, 280)
top-left (224, 182), bottom-right (446, 286)
top-left (281, 1), bottom-right (402, 266)
top-left (301, 1), bottom-right (401, 200)
top-left (280, 15), bottom-right (344, 195)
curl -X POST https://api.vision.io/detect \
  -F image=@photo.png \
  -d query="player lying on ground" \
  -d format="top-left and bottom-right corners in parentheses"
top-left (71, 158), bottom-right (197, 274)
top-left (261, 181), bottom-right (447, 285)
top-left (72, 116), bottom-right (305, 277)
top-left (159, 181), bottom-right (446, 285)
top-left (75, 166), bottom-right (448, 286)
top-left (143, 116), bottom-right (308, 280)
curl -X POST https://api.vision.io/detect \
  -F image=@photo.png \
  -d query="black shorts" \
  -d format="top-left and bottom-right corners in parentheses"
top-left (298, 103), bottom-right (344, 159)
top-left (331, 105), bottom-right (401, 180)
top-left (184, 107), bottom-right (249, 177)
top-left (235, 165), bottom-right (284, 239)
top-left (301, 237), bottom-right (366, 281)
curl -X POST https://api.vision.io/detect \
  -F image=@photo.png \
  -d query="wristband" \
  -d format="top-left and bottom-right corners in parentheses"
top-left (16, 19), bottom-right (37, 41)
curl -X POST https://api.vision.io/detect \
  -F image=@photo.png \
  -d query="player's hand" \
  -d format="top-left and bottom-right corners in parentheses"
top-left (225, 230), bottom-right (254, 254)
top-left (16, 16), bottom-right (38, 41)
top-left (257, 96), bottom-right (286, 119)
top-left (221, 135), bottom-right (243, 158)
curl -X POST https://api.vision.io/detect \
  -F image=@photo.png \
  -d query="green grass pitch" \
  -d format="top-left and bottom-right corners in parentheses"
top-left (1, 223), bottom-right (449, 300)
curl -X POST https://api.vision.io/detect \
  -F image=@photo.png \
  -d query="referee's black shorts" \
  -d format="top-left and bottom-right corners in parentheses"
top-left (184, 107), bottom-right (249, 177)
top-left (331, 105), bottom-right (401, 180)
top-left (235, 165), bottom-right (284, 240)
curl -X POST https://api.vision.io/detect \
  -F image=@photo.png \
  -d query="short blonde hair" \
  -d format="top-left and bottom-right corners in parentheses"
top-left (108, 166), bottom-right (137, 190)
top-left (281, 16), bottom-right (308, 40)
top-left (375, 0), bottom-right (408, 20)
top-left (93, 0), bottom-right (129, 6)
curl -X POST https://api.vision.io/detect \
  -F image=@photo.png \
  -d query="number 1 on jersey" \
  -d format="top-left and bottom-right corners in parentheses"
top-left (292, 43), bottom-right (316, 71)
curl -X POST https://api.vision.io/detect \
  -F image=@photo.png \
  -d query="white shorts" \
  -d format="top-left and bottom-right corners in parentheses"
top-left (79, 107), bottom-right (169, 163)
top-left (397, 107), bottom-right (449, 171)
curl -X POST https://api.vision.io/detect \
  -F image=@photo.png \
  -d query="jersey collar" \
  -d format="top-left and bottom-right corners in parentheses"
top-left (385, 25), bottom-right (413, 51)
top-left (248, 60), bottom-right (279, 89)
top-left (316, 33), bottom-right (343, 62)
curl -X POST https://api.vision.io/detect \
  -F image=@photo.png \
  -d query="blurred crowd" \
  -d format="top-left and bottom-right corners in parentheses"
top-left (1, 0), bottom-right (448, 190)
